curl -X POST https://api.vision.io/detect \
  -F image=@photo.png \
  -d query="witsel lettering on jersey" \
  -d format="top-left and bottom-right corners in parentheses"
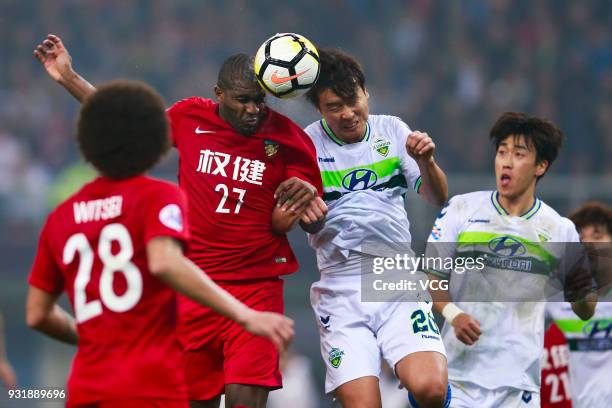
top-left (73, 196), bottom-right (123, 224)
top-left (196, 149), bottom-right (266, 185)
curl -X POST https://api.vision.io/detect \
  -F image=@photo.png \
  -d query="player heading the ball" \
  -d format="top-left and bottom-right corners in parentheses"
top-left (26, 80), bottom-right (294, 407)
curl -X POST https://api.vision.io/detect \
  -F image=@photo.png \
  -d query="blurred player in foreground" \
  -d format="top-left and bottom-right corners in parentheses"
top-left (34, 34), bottom-right (325, 408)
top-left (544, 201), bottom-right (611, 408)
top-left (26, 80), bottom-right (294, 408)
top-left (425, 112), bottom-right (597, 407)
top-left (303, 48), bottom-right (449, 408)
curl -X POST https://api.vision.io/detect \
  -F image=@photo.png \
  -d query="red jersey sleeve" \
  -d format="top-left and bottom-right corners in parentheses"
top-left (166, 97), bottom-right (215, 147)
top-left (28, 217), bottom-right (64, 294)
top-left (143, 183), bottom-right (191, 248)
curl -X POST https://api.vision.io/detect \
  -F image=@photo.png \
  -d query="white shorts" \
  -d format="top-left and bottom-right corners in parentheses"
top-left (450, 380), bottom-right (540, 408)
top-left (311, 273), bottom-right (446, 393)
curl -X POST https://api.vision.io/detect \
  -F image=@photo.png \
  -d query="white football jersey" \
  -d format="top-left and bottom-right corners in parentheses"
top-left (546, 302), bottom-right (612, 408)
top-left (425, 190), bottom-right (581, 392)
top-left (304, 115), bottom-right (421, 273)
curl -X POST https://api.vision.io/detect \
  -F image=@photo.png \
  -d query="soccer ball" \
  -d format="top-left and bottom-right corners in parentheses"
top-left (254, 33), bottom-right (320, 98)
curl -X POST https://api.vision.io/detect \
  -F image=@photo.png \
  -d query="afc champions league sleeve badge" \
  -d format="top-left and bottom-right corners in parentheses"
top-left (264, 139), bottom-right (279, 157)
top-left (159, 203), bottom-right (183, 232)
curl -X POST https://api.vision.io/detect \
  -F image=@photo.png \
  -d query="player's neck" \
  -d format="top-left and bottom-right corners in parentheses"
top-left (497, 188), bottom-right (537, 217)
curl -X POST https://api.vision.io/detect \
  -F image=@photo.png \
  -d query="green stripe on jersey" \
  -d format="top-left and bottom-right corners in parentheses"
top-left (492, 192), bottom-right (542, 220)
top-left (321, 119), bottom-right (370, 146)
top-left (456, 231), bottom-right (557, 267)
top-left (555, 319), bottom-right (589, 334)
top-left (322, 173), bottom-right (407, 201)
top-left (320, 157), bottom-right (402, 189)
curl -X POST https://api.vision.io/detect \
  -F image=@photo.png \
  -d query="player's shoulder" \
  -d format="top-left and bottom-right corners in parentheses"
top-left (167, 96), bottom-right (215, 113)
top-left (303, 120), bottom-right (323, 140)
top-left (369, 114), bottom-right (410, 134)
top-left (139, 176), bottom-right (182, 193)
top-left (538, 199), bottom-right (576, 229)
top-left (368, 114), bottom-right (406, 127)
top-left (52, 177), bottom-right (101, 213)
top-left (448, 190), bottom-right (492, 209)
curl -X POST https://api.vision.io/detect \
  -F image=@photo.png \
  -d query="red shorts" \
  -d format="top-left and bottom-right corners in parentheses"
top-left (178, 278), bottom-right (284, 400)
top-left (70, 399), bottom-right (188, 408)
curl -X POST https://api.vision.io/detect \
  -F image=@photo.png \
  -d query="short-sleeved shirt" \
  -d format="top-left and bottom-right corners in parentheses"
top-left (303, 115), bottom-right (421, 272)
top-left (425, 190), bottom-right (581, 392)
top-left (29, 176), bottom-right (190, 406)
top-left (166, 97), bottom-right (321, 281)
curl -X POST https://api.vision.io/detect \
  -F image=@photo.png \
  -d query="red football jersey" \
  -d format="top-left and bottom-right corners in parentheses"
top-left (541, 323), bottom-right (573, 407)
top-left (28, 176), bottom-right (190, 406)
top-left (167, 97), bottom-right (322, 281)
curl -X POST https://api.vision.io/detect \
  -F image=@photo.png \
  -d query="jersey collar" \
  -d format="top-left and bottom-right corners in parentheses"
top-left (491, 191), bottom-right (541, 219)
top-left (320, 119), bottom-right (370, 146)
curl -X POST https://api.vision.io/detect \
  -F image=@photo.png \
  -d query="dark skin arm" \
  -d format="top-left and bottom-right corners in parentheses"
top-left (34, 34), bottom-right (96, 102)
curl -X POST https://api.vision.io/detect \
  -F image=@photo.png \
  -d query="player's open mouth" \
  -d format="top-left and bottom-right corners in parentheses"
top-left (244, 117), bottom-right (259, 126)
top-left (500, 174), bottom-right (511, 187)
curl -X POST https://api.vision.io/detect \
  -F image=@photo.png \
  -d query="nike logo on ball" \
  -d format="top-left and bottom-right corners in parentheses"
top-left (195, 127), bottom-right (215, 134)
top-left (270, 68), bottom-right (311, 84)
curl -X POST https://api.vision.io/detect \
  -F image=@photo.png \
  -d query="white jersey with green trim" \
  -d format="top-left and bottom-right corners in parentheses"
top-left (546, 302), bottom-right (612, 408)
top-left (304, 115), bottom-right (421, 272)
top-left (425, 190), bottom-right (581, 392)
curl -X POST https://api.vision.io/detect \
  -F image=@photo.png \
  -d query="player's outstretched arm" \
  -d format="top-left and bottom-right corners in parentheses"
top-left (147, 237), bottom-right (294, 350)
top-left (33, 34), bottom-right (96, 103)
top-left (25, 287), bottom-right (78, 345)
top-left (406, 131), bottom-right (448, 206)
top-left (426, 273), bottom-right (481, 346)
top-left (0, 313), bottom-right (17, 389)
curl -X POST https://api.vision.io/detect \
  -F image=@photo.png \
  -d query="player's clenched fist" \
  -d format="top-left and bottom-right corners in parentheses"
top-left (300, 197), bottom-right (327, 225)
top-left (241, 311), bottom-right (295, 351)
top-left (451, 313), bottom-right (482, 346)
top-left (406, 131), bottom-right (436, 162)
top-left (33, 34), bottom-right (74, 83)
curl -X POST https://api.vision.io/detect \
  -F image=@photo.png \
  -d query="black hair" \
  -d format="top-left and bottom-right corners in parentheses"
top-left (305, 48), bottom-right (365, 107)
top-left (217, 53), bottom-right (257, 90)
top-left (77, 80), bottom-right (170, 179)
top-left (489, 112), bottom-right (565, 179)
top-left (569, 201), bottom-right (612, 236)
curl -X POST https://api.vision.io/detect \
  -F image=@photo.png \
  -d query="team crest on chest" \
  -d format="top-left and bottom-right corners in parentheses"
top-left (372, 137), bottom-right (391, 157)
top-left (264, 139), bottom-right (279, 157)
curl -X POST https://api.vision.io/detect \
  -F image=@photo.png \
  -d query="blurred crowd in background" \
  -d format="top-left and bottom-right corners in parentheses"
top-left (0, 0), bottom-right (610, 238)
top-left (1, 2), bottom-right (610, 406)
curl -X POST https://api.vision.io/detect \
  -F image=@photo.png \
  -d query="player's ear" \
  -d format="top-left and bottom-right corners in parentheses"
top-left (364, 87), bottom-right (370, 99)
top-left (535, 160), bottom-right (548, 177)
top-left (214, 85), bottom-right (224, 102)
